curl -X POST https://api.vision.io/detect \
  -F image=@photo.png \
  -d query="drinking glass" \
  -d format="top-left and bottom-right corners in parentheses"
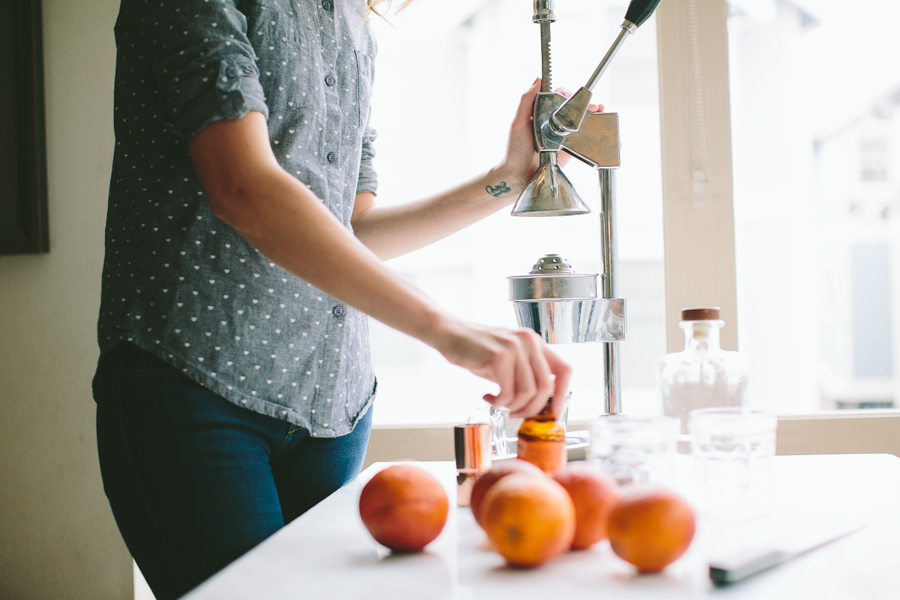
top-left (589, 416), bottom-right (678, 487)
top-left (689, 407), bottom-right (777, 519)
top-left (488, 407), bottom-right (522, 458)
top-left (487, 393), bottom-right (570, 458)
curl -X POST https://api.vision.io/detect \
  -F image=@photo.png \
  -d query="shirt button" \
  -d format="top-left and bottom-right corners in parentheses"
top-left (332, 305), bottom-right (344, 318)
top-left (327, 151), bottom-right (338, 163)
top-left (322, 0), bottom-right (333, 10)
top-left (325, 74), bottom-right (336, 87)
top-left (226, 65), bottom-right (238, 78)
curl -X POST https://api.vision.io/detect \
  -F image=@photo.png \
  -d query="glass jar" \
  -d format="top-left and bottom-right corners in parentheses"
top-left (657, 307), bottom-right (749, 438)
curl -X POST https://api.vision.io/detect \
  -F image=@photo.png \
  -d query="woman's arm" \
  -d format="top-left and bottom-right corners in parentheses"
top-left (351, 81), bottom-right (602, 260)
top-left (350, 162), bottom-right (517, 261)
top-left (189, 111), bottom-right (571, 419)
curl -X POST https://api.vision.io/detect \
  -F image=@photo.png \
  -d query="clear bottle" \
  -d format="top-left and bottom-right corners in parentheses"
top-left (517, 400), bottom-right (567, 473)
top-left (657, 307), bottom-right (748, 437)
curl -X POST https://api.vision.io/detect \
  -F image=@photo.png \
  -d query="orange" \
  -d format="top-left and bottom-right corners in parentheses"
top-left (607, 488), bottom-right (696, 573)
top-left (470, 459), bottom-right (543, 527)
top-left (481, 473), bottom-right (575, 568)
top-left (358, 464), bottom-right (449, 552)
top-left (552, 467), bottom-right (620, 550)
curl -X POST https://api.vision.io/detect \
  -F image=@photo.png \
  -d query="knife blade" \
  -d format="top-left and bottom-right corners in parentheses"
top-left (709, 521), bottom-right (865, 584)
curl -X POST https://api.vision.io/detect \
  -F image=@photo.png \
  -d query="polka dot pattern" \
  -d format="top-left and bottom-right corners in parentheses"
top-left (99, 0), bottom-right (378, 438)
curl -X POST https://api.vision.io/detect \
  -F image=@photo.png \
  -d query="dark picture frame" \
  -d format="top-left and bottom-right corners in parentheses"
top-left (0, 0), bottom-right (49, 254)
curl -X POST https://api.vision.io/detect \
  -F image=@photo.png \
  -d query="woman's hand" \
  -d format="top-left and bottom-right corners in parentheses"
top-left (430, 315), bottom-right (572, 420)
top-left (497, 78), bottom-right (604, 198)
top-left (498, 79), bottom-right (544, 194)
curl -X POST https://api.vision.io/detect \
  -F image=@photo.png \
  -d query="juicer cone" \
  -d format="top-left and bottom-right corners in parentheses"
top-left (511, 152), bottom-right (591, 217)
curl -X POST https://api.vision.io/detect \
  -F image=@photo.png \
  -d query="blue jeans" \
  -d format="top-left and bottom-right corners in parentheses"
top-left (94, 343), bottom-right (373, 600)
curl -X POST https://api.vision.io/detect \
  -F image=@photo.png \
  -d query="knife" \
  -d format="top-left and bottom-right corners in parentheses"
top-left (709, 521), bottom-right (865, 584)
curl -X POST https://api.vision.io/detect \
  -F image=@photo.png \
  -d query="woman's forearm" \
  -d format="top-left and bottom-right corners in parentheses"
top-left (351, 81), bottom-right (603, 261)
top-left (351, 167), bottom-right (523, 260)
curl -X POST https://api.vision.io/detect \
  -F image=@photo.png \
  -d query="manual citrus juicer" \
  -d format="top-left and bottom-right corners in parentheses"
top-left (508, 0), bottom-right (663, 416)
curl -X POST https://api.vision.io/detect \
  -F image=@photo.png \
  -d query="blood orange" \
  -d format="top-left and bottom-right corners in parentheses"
top-left (359, 464), bottom-right (449, 552)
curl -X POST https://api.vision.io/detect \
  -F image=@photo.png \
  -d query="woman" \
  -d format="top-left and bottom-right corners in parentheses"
top-left (93, 0), bottom-right (580, 598)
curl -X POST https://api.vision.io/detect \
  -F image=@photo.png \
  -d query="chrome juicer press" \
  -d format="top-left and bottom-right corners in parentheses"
top-left (508, 0), bottom-right (662, 416)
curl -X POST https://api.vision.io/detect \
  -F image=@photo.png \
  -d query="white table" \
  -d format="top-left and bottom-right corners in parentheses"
top-left (185, 454), bottom-right (900, 599)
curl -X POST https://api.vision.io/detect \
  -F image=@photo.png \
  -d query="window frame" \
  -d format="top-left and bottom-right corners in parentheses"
top-left (364, 412), bottom-right (900, 468)
top-left (656, 0), bottom-right (738, 353)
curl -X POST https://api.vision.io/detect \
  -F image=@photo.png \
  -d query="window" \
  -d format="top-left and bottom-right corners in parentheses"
top-left (368, 0), bottom-right (665, 425)
top-left (727, 0), bottom-right (900, 413)
top-left (366, 0), bottom-right (900, 428)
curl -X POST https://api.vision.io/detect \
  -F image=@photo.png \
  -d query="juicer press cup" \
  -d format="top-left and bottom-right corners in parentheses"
top-left (508, 254), bottom-right (625, 345)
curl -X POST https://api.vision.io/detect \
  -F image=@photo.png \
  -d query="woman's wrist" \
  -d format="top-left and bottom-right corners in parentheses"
top-left (483, 163), bottom-right (526, 207)
top-left (415, 308), bottom-right (462, 358)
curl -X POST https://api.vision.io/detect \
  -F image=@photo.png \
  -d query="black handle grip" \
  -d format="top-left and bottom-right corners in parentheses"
top-left (624, 0), bottom-right (663, 28)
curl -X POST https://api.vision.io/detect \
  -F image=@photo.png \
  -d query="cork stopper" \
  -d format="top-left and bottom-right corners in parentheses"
top-left (681, 307), bottom-right (721, 321)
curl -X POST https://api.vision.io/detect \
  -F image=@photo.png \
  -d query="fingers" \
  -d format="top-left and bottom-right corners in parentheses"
top-left (543, 347), bottom-right (572, 419)
top-left (506, 330), bottom-right (552, 419)
top-left (504, 337), bottom-right (538, 415)
top-left (511, 79), bottom-right (542, 130)
top-left (465, 324), bottom-right (569, 420)
top-left (482, 343), bottom-right (516, 408)
top-left (481, 329), bottom-right (554, 417)
top-left (483, 331), bottom-right (533, 411)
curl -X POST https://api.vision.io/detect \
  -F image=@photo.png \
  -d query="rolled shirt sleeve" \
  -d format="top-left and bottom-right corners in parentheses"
top-left (132, 0), bottom-right (269, 140)
top-left (357, 126), bottom-right (378, 195)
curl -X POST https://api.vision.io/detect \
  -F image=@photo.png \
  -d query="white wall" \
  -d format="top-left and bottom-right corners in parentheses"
top-left (0, 0), bottom-right (132, 598)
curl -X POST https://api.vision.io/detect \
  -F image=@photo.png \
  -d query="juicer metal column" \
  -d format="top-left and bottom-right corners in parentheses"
top-left (599, 170), bottom-right (622, 415)
top-left (540, 22), bottom-right (552, 93)
top-left (534, 0), bottom-right (554, 94)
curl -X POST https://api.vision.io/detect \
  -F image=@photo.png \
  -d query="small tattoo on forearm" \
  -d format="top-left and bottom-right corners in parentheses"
top-left (486, 182), bottom-right (511, 197)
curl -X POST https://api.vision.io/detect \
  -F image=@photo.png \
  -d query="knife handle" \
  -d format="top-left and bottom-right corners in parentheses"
top-left (709, 548), bottom-right (788, 584)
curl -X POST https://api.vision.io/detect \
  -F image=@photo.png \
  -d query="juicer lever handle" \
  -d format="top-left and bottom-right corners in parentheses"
top-left (549, 0), bottom-right (663, 135)
top-left (624, 0), bottom-right (662, 29)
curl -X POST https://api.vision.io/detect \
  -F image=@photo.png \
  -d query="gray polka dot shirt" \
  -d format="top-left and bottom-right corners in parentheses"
top-left (99, 0), bottom-right (378, 437)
